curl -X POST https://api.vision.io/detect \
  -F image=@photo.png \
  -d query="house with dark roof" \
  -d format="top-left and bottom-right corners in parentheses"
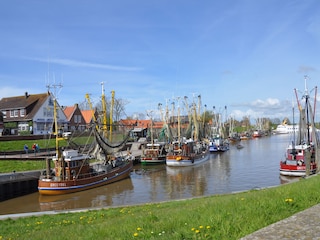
top-left (63, 104), bottom-right (87, 132)
top-left (0, 92), bottom-right (68, 135)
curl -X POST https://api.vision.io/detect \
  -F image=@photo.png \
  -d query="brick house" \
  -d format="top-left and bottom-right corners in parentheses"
top-left (81, 109), bottom-right (99, 129)
top-left (0, 92), bottom-right (68, 135)
top-left (63, 104), bottom-right (87, 132)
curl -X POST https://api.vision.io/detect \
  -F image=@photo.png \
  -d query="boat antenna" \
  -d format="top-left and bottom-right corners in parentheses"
top-left (292, 98), bottom-right (296, 152)
top-left (303, 75), bottom-right (311, 145)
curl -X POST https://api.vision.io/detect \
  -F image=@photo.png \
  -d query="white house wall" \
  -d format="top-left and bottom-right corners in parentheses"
top-left (32, 96), bottom-right (69, 135)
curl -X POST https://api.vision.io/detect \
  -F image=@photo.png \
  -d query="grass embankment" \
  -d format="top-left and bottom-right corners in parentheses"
top-left (0, 137), bottom-right (93, 152)
top-left (0, 137), bottom-right (95, 173)
top-left (1, 175), bottom-right (320, 240)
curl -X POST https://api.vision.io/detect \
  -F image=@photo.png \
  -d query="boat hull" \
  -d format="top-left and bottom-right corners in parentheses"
top-left (38, 161), bottom-right (133, 195)
top-left (279, 163), bottom-right (317, 177)
top-left (166, 151), bottom-right (209, 167)
top-left (140, 157), bottom-right (166, 165)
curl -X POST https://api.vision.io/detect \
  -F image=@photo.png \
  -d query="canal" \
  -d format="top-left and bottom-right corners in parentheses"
top-left (0, 134), bottom-right (296, 215)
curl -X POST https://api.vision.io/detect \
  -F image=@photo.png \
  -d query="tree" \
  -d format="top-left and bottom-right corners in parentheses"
top-left (114, 98), bottom-right (129, 122)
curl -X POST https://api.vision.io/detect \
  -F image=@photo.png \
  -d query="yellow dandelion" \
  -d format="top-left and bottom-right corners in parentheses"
top-left (241, 197), bottom-right (245, 200)
top-left (199, 225), bottom-right (204, 229)
top-left (191, 227), bottom-right (196, 231)
top-left (285, 198), bottom-right (293, 202)
top-left (133, 232), bottom-right (138, 237)
top-left (137, 227), bottom-right (142, 231)
top-left (195, 229), bottom-right (200, 233)
top-left (206, 225), bottom-right (211, 229)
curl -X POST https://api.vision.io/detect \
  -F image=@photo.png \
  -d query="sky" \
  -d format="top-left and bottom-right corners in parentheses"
top-left (1, 0), bottom-right (320, 123)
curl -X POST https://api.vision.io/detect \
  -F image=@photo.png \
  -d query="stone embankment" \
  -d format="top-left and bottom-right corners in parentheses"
top-left (241, 203), bottom-right (320, 239)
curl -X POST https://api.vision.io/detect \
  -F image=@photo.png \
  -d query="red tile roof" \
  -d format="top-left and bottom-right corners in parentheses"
top-left (81, 109), bottom-right (95, 124)
top-left (63, 106), bottom-right (76, 121)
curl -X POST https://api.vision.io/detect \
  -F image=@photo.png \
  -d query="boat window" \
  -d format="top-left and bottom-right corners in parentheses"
top-left (286, 160), bottom-right (297, 166)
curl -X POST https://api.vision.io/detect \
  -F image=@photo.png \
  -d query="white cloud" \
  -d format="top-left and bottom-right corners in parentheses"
top-left (25, 57), bottom-right (143, 72)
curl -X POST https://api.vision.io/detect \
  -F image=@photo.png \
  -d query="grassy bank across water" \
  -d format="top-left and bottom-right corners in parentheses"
top-left (1, 174), bottom-right (320, 239)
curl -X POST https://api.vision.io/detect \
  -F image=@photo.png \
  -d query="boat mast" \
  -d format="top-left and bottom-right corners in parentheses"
top-left (47, 82), bottom-right (64, 180)
top-left (177, 97), bottom-right (181, 142)
top-left (304, 76), bottom-right (311, 145)
top-left (110, 90), bottom-right (115, 142)
top-left (147, 110), bottom-right (154, 145)
top-left (292, 99), bottom-right (296, 152)
top-left (101, 82), bottom-right (108, 135)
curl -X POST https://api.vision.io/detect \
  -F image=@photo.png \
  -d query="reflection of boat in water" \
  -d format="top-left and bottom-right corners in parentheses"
top-left (165, 164), bottom-right (209, 197)
top-left (279, 175), bottom-right (301, 185)
top-left (39, 177), bottom-right (134, 211)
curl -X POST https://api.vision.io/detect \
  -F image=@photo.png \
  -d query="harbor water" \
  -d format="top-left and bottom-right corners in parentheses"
top-left (0, 134), bottom-right (296, 215)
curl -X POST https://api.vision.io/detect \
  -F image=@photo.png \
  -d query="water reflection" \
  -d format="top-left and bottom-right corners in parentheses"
top-left (38, 178), bottom-right (135, 211)
top-left (0, 135), bottom-right (299, 215)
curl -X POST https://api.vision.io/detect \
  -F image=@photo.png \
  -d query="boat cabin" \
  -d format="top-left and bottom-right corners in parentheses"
top-left (53, 150), bottom-right (90, 180)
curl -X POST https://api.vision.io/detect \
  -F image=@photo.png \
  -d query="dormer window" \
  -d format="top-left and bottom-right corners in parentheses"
top-left (20, 109), bottom-right (25, 117)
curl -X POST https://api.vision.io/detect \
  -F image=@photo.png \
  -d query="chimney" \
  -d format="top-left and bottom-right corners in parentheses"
top-left (25, 92), bottom-right (28, 98)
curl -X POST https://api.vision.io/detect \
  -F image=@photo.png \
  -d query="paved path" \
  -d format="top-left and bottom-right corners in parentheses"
top-left (0, 148), bottom-right (56, 160)
top-left (241, 203), bottom-right (320, 239)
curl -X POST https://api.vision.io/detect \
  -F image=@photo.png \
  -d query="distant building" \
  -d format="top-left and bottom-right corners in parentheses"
top-left (81, 109), bottom-right (99, 129)
top-left (0, 92), bottom-right (68, 135)
top-left (63, 104), bottom-right (87, 132)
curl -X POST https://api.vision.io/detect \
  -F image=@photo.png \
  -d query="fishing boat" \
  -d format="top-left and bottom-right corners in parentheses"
top-left (209, 134), bottom-right (229, 152)
top-left (140, 112), bottom-right (167, 165)
top-left (252, 130), bottom-right (263, 138)
top-left (279, 143), bottom-right (317, 176)
top-left (38, 87), bottom-right (133, 195)
top-left (140, 142), bottom-right (167, 165)
top-left (166, 138), bottom-right (209, 167)
top-left (279, 76), bottom-right (319, 177)
top-left (209, 106), bottom-right (229, 152)
top-left (166, 95), bottom-right (209, 167)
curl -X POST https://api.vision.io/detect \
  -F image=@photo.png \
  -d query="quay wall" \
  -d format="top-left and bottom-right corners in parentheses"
top-left (0, 171), bottom-right (41, 202)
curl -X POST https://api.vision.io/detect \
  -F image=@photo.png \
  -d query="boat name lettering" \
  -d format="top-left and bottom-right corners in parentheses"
top-left (50, 183), bottom-right (67, 187)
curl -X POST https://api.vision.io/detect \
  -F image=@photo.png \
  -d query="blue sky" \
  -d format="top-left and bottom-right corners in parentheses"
top-left (1, 0), bottom-right (320, 122)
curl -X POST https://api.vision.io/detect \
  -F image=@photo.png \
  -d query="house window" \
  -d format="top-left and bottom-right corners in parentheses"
top-left (20, 109), bottom-right (25, 117)
top-left (18, 122), bottom-right (29, 131)
top-left (44, 107), bottom-right (54, 117)
top-left (2, 111), bottom-right (6, 118)
top-left (74, 115), bottom-right (81, 123)
top-left (10, 110), bottom-right (19, 117)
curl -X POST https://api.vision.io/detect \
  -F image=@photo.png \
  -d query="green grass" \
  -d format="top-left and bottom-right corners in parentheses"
top-left (1, 175), bottom-right (320, 239)
top-left (0, 136), bottom-right (96, 152)
top-left (0, 160), bottom-right (45, 173)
